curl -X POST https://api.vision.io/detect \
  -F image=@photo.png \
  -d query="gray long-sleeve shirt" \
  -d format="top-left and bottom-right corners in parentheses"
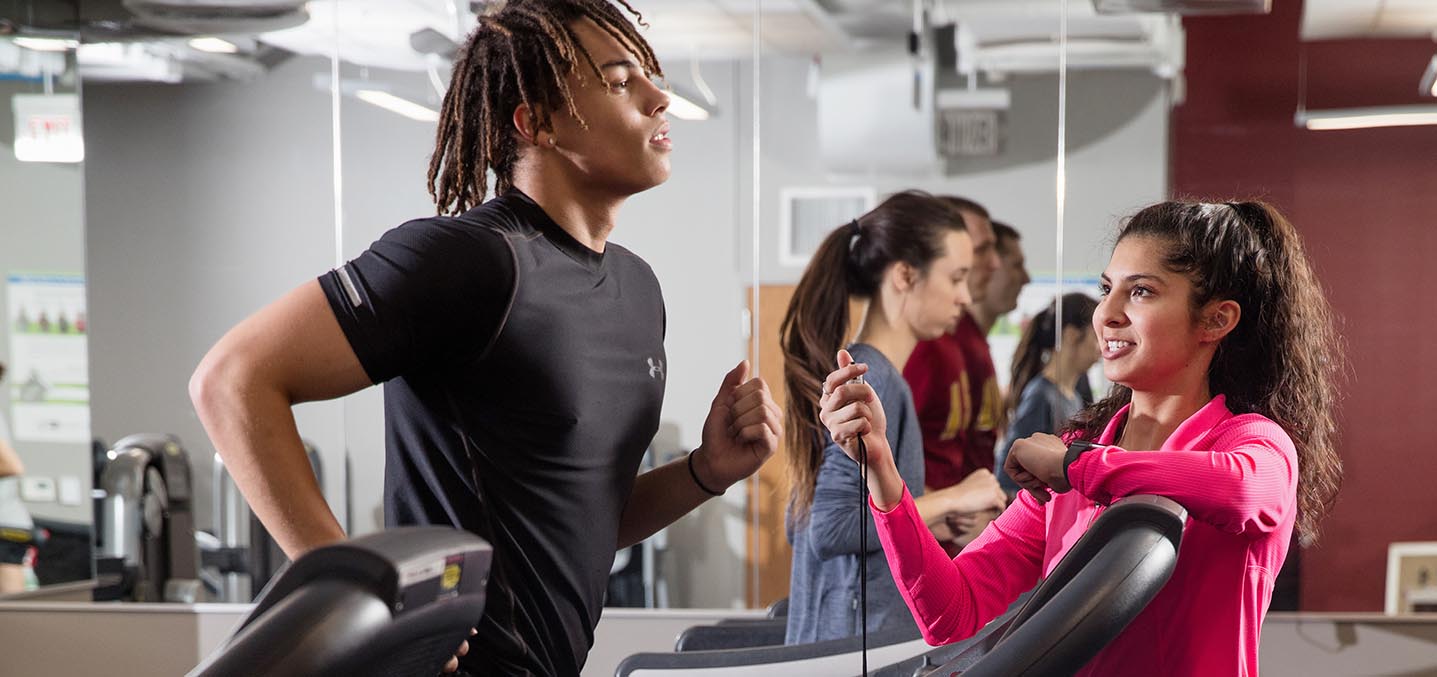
top-left (785, 343), bottom-right (925, 644)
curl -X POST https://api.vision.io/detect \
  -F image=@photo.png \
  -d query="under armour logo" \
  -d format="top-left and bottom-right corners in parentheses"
top-left (647, 357), bottom-right (665, 380)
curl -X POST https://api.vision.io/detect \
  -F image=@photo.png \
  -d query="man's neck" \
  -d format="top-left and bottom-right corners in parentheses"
top-left (512, 166), bottom-right (625, 252)
top-left (968, 304), bottom-right (998, 334)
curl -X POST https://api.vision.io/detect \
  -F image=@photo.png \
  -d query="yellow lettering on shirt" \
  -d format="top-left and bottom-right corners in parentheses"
top-left (940, 372), bottom-right (972, 440)
top-left (976, 376), bottom-right (1001, 432)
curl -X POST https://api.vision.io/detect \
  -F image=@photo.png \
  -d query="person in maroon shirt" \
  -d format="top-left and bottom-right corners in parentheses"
top-left (902, 197), bottom-right (1002, 553)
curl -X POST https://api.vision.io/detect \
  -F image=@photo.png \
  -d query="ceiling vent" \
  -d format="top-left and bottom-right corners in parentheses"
top-left (122, 1), bottom-right (308, 35)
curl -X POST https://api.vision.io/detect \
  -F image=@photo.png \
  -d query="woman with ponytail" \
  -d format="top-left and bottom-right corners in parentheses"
top-left (819, 200), bottom-right (1342, 674)
top-left (781, 190), bottom-right (1007, 644)
top-left (994, 293), bottom-right (1100, 494)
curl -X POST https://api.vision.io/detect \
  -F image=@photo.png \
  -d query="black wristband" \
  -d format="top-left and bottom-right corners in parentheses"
top-left (688, 449), bottom-right (724, 497)
top-left (1063, 439), bottom-right (1097, 491)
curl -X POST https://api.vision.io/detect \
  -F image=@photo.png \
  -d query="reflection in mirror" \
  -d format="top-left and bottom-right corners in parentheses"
top-left (0, 31), bottom-right (93, 593)
top-left (747, 1), bottom-right (1119, 617)
top-left (65, 3), bottom-right (344, 603)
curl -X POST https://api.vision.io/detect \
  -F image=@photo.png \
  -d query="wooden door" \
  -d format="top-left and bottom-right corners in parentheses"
top-left (745, 285), bottom-right (864, 608)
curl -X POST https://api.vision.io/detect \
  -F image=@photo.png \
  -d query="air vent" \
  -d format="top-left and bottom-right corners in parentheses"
top-left (122, 1), bottom-right (307, 35)
top-left (1093, 0), bottom-right (1269, 15)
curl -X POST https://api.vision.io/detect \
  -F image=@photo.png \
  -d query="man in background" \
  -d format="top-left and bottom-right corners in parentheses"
top-left (902, 197), bottom-right (1003, 554)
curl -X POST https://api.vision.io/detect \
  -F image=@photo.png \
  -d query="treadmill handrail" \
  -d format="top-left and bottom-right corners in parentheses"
top-left (948, 494), bottom-right (1187, 676)
top-left (998, 494), bottom-right (1186, 643)
top-left (616, 624), bottom-right (922, 675)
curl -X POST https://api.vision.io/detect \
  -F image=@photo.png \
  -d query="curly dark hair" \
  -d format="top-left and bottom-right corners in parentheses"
top-left (427, 0), bottom-right (663, 214)
top-left (1065, 201), bottom-right (1343, 545)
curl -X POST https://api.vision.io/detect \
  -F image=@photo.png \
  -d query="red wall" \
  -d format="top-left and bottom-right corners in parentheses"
top-left (1173, 1), bottom-right (1437, 610)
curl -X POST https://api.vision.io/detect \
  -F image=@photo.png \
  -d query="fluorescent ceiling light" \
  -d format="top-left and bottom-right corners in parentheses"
top-left (188, 37), bottom-right (239, 54)
top-left (13, 37), bottom-right (79, 52)
top-left (1297, 105), bottom-right (1437, 131)
top-left (355, 89), bottom-right (439, 122)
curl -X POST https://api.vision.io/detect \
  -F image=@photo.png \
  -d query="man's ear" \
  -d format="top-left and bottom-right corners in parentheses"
top-left (1201, 299), bottom-right (1241, 343)
top-left (512, 103), bottom-right (543, 146)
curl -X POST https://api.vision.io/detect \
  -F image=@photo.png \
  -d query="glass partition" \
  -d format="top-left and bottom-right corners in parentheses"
top-left (744, 0), bottom-right (1066, 610)
top-left (0, 27), bottom-right (92, 588)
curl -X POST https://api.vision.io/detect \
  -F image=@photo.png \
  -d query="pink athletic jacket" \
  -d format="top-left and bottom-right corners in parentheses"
top-left (872, 395), bottom-right (1297, 676)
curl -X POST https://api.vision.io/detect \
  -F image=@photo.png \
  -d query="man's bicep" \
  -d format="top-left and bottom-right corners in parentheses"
top-left (221, 280), bottom-right (373, 403)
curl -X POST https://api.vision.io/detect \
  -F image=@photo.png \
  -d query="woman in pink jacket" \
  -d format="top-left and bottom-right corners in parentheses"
top-left (817, 201), bottom-right (1342, 676)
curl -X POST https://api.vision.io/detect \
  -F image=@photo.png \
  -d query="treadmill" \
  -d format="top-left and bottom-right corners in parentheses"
top-left (617, 494), bottom-right (1186, 676)
top-left (188, 526), bottom-right (492, 677)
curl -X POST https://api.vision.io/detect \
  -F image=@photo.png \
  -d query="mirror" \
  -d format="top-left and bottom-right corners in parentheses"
top-left (73, 6), bottom-right (343, 601)
top-left (2, 0), bottom-right (1412, 628)
top-left (0, 29), bottom-right (93, 591)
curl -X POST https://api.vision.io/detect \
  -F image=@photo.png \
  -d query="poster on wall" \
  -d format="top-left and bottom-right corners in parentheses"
top-left (5, 273), bottom-right (90, 443)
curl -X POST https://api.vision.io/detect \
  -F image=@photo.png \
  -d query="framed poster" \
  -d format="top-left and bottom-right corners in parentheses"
top-left (1386, 542), bottom-right (1437, 614)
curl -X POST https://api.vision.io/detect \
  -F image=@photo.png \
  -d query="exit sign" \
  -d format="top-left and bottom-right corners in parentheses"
top-left (12, 93), bottom-right (84, 163)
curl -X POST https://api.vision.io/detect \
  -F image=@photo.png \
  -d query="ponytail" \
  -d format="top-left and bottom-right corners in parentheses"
top-left (780, 225), bottom-right (860, 522)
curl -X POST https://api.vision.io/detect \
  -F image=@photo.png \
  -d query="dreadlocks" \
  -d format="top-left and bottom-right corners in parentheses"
top-left (428, 0), bottom-right (663, 215)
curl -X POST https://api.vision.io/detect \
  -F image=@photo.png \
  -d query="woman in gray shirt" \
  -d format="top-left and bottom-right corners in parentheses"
top-left (779, 191), bottom-right (1007, 643)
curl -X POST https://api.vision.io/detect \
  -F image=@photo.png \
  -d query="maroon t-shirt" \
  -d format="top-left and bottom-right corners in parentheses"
top-left (902, 313), bottom-right (1001, 491)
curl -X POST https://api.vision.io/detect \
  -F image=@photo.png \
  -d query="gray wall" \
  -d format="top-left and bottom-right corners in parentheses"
top-left (83, 56), bottom-right (348, 533)
top-left (0, 77), bottom-right (92, 525)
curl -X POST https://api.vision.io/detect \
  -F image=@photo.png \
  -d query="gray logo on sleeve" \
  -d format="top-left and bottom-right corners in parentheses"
top-left (647, 357), bottom-right (665, 381)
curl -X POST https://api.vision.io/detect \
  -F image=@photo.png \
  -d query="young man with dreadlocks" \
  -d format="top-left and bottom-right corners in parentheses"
top-left (190, 1), bottom-right (782, 674)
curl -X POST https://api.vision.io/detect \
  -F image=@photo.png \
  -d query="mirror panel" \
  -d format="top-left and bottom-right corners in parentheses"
top-left (0, 30), bottom-right (92, 588)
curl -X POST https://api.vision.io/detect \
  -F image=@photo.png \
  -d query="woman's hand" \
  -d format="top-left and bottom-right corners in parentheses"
top-left (1003, 433), bottom-right (1070, 504)
top-left (819, 350), bottom-right (907, 510)
top-left (945, 468), bottom-right (1009, 515)
top-left (818, 350), bottom-right (887, 468)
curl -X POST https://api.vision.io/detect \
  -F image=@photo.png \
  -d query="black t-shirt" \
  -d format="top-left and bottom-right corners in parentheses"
top-left (318, 191), bottom-right (667, 676)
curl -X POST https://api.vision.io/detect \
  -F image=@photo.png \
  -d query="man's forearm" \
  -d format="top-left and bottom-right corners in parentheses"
top-left (191, 366), bottom-right (345, 559)
top-left (615, 450), bottom-right (724, 550)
